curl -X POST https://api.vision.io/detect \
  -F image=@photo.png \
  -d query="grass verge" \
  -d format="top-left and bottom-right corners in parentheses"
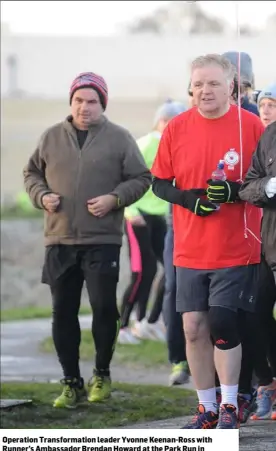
top-left (0, 382), bottom-right (195, 429)
top-left (1, 305), bottom-right (92, 322)
top-left (40, 329), bottom-right (168, 367)
top-left (2, 304), bottom-right (276, 322)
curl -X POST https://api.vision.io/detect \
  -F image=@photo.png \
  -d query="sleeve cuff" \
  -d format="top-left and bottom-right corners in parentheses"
top-left (37, 190), bottom-right (51, 209)
top-left (109, 191), bottom-right (124, 209)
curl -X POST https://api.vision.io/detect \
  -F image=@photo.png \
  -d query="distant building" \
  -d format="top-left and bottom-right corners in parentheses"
top-left (1, 25), bottom-right (275, 99)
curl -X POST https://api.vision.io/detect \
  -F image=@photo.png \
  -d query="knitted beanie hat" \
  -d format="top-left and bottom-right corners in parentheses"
top-left (257, 84), bottom-right (276, 109)
top-left (69, 72), bottom-right (108, 110)
top-left (153, 99), bottom-right (186, 125)
top-left (222, 51), bottom-right (254, 86)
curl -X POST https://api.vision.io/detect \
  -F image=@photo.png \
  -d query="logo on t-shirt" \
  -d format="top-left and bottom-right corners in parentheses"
top-left (224, 149), bottom-right (240, 170)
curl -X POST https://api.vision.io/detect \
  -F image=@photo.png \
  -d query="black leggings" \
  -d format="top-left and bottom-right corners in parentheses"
top-left (215, 261), bottom-right (276, 392)
top-left (238, 311), bottom-right (257, 394)
top-left (120, 214), bottom-right (167, 328)
top-left (162, 226), bottom-right (186, 363)
top-left (252, 259), bottom-right (276, 385)
top-left (48, 245), bottom-right (120, 378)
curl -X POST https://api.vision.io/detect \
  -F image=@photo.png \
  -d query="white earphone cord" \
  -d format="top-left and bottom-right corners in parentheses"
top-left (185, 1), bottom-right (262, 247)
top-left (235, 1), bottom-right (262, 246)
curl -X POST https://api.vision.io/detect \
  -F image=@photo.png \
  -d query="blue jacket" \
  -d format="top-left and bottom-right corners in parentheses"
top-left (242, 96), bottom-right (259, 116)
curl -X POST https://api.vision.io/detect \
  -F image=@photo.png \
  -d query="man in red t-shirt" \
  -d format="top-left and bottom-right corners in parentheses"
top-left (151, 54), bottom-right (264, 429)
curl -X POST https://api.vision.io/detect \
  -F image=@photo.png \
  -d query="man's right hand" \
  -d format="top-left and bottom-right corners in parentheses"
top-left (41, 193), bottom-right (60, 212)
top-left (183, 189), bottom-right (218, 217)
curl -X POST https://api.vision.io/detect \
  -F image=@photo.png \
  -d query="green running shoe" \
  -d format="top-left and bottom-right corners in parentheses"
top-left (87, 371), bottom-right (111, 403)
top-left (169, 361), bottom-right (189, 386)
top-left (53, 377), bottom-right (86, 409)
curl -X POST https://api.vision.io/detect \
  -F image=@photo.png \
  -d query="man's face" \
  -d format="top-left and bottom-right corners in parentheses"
top-left (259, 98), bottom-right (276, 127)
top-left (71, 88), bottom-right (103, 129)
top-left (191, 64), bottom-right (232, 116)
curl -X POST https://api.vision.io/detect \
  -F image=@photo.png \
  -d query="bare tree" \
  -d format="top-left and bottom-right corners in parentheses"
top-left (239, 25), bottom-right (259, 36)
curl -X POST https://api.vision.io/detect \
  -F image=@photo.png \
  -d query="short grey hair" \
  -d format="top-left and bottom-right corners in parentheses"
top-left (191, 53), bottom-right (236, 83)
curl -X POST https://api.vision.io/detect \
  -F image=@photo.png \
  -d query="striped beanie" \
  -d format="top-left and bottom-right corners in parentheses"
top-left (69, 72), bottom-right (108, 110)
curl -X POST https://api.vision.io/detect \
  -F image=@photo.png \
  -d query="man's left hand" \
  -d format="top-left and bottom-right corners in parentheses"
top-left (87, 194), bottom-right (118, 217)
top-left (206, 180), bottom-right (241, 204)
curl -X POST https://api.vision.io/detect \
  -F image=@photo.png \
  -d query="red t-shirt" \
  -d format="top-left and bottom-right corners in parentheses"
top-left (151, 105), bottom-right (264, 269)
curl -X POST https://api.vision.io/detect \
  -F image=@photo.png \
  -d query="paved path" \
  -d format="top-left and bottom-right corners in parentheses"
top-left (123, 417), bottom-right (276, 451)
top-left (0, 316), bottom-right (193, 388)
top-left (1, 317), bottom-right (275, 450)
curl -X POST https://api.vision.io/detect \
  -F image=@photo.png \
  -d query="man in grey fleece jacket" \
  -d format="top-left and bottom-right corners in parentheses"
top-left (23, 71), bottom-right (151, 408)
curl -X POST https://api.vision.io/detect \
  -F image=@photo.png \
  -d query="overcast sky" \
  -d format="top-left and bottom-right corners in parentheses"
top-left (1, 1), bottom-right (276, 36)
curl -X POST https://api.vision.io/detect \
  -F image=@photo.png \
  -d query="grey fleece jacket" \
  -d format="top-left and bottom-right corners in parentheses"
top-left (23, 115), bottom-right (151, 246)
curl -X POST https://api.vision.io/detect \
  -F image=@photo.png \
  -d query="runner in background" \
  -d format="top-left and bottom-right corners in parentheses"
top-left (239, 91), bottom-right (276, 421)
top-left (222, 51), bottom-right (259, 116)
top-left (118, 100), bottom-right (186, 345)
top-left (163, 88), bottom-right (195, 386)
top-left (258, 84), bottom-right (276, 128)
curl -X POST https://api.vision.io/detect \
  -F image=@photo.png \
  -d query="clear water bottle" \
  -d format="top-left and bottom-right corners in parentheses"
top-left (211, 160), bottom-right (226, 211)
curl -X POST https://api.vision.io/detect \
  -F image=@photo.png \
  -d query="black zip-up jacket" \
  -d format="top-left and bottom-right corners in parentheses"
top-left (239, 122), bottom-right (276, 271)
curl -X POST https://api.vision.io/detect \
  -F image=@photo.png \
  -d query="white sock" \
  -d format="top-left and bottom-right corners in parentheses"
top-left (197, 388), bottom-right (218, 413)
top-left (220, 384), bottom-right (239, 410)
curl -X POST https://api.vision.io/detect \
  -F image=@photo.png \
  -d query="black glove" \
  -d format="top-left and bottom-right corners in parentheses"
top-left (206, 180), bottom-right (241, 204)
top-left (182, 189), bottom-right (218, 217)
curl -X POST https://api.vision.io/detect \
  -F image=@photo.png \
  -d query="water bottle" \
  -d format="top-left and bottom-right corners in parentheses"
top-left (211, 160), bottom-right (226, 211)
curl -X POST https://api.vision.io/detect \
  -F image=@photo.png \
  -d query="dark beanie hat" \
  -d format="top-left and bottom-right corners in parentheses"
top-left (222, 51), bottom-right (254, 86)
top-left (69, 72), bottom-right (108, 110)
